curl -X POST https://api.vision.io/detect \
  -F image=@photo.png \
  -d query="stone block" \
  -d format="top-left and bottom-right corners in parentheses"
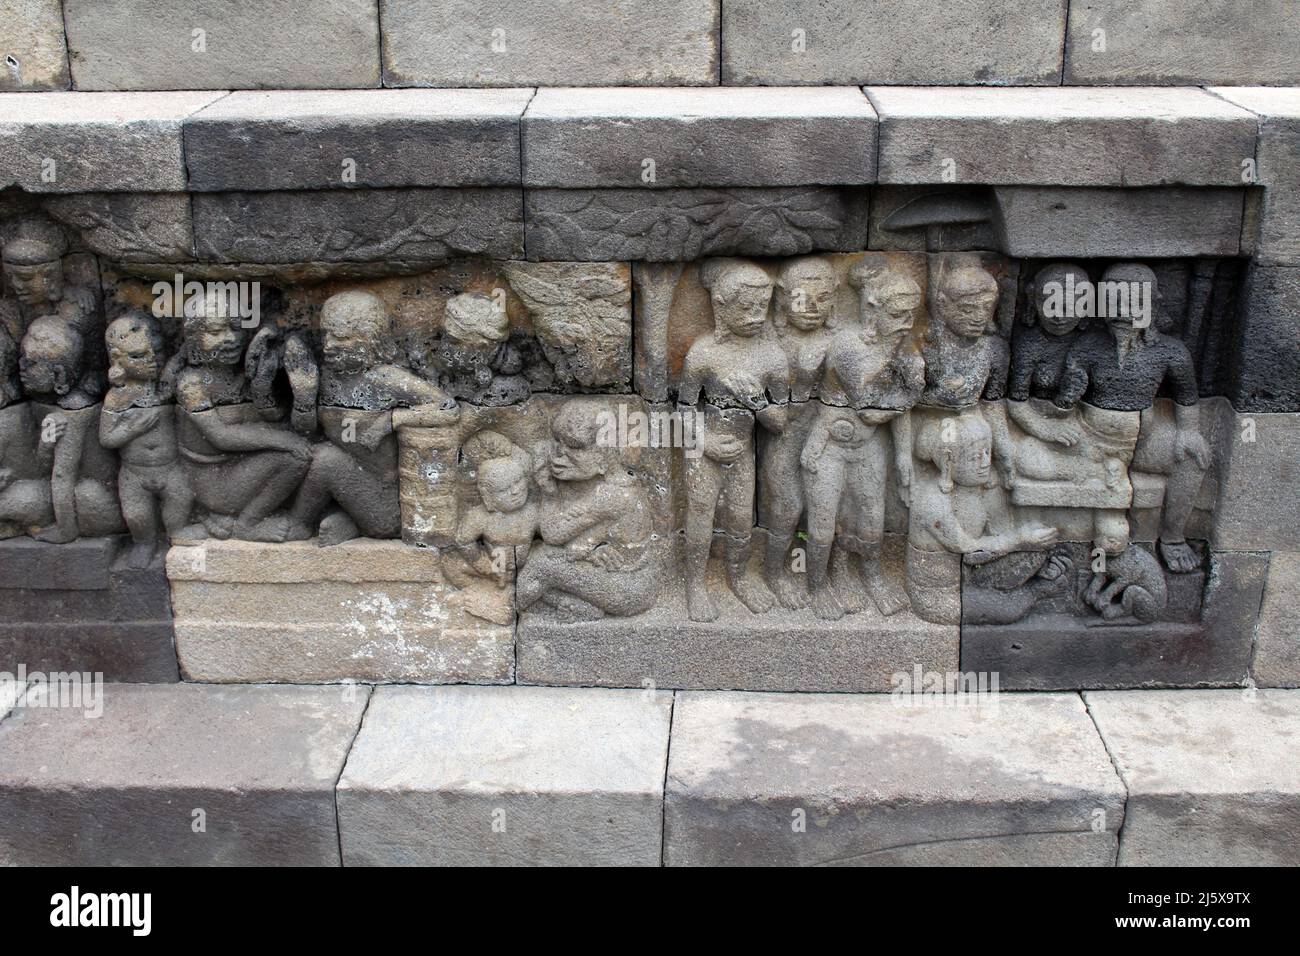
top-left (0, 683), bottom-right (368, 866)
top-left (991, 186), bottom-right (1244, 258)
top-left (1066, 1), bottom-right (1300, 86)
top-left (0, 0), bottom-right (70, 91)
top-left (338, 685), bottom-right (672, 865)
top-left (722, 0), bottom-right (1066, 86)
top-left (0, 91), bottom-right (224, 193)
top-left (518, 536), bottom-right (958, 693)
top-left (665, 690), bottom-right (1124, 866)
top-left (869, 86), bottom-right (1257, 187)
top-left (1255, 553), bottom-right (1300, 687)
top-left (192, 188), bottom-right (524, 263)
top-left (961, 550), bottom-right (1268, 690)
top-left (1211, 87), bottom-right (1300, 266)
top-left (525, 187), bottom-right (871, 262)
top-left (167, 538), bottom-right (513, 684)
top-left (1085, 689), bottom-right (1300, 866)
top-left (522, 87), bottom-right (877, 188)
top-left (380, 0), bottom-right (718, 87)
top-left (185, 89), bottom-right (532, 191)
top-left (1212, 411), bottom-right (1300, 550)
top-left (0, 538), bottom-right (179, 683)
top-left (44, 193), bottom-right (195, 261)
top-left (1223, 264), bottom-right (1300, 412)
top-left (63, 0), bottom-right (381, 90)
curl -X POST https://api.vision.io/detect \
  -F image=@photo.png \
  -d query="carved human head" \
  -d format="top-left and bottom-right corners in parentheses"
top-left (184, 307), bottom-right (247, 368)
top-left (1100, 263), bottom-right (1159, 335)
top-left (2, 234), bottom-right (65, 309)
top-left (849, 261), bottom-right (922, 339)
top-left (548, 401), bottom-right (610, 483)
top-left (444, 292), bottom-right (508, 348)
top-left (1030, 262), bottom-right (1090, 337)
top-left (915, 411), bottom-right (992, 493)
top-left (935, 264), bottom-right (999, 339)
top-left (19, 316), bottom-right (83, 399)
top-left (775, 257), bottom-right (837, 333)
top-left (321, 290), bottom-right (390, 374)
top-left (106, 311), bottom-right (165, 386)
top-left (700, 259), bottom-right (772, 340)
top-left (479, 457), bottom-right (530, 513)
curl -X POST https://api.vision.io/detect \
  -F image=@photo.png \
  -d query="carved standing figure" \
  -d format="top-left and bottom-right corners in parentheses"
top-left (98, 312), bottom-right (194, 567)
top-left (678, 259), bottom-right (790, 622)
top-left (0, 324), bottom-right (41, 539)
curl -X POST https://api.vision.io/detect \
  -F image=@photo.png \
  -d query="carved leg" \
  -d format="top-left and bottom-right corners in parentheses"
top-left (1157, 457), bottom-right (1207, 573)
top-left (117, 466), bottom-right (161, 568)
top-left (683, 458), bottom-right (724, 623)
top-left (762, 528), bottom-right (809, 610)
top-left (724, 533), bottom-right (773, 614)
top-left (858, 542), bottom-right (909, 617)
top-left (161, 470), bottom-right (196, 537)
top-left (831, 545), bottom-right (869, 614)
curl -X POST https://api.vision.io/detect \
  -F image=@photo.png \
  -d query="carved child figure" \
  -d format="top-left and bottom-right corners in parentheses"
top-left (431, 292), bottom-right (529, 406)
top-left (678, 259), bottom-right (790, 622)
top-left (449, 431), bottom-right (540, 589)
top-left (98, 312), bottom-right (194, 567)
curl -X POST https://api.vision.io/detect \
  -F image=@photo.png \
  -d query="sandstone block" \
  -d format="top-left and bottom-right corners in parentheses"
top-left (0, 0), bottom-right (70, 91)
top-left (1212, 411), bottom-right (1300, 550)
top-left (1254, 553), bottom-right (1300, 687)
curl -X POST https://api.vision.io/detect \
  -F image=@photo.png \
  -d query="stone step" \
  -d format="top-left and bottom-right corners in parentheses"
top-left (0, 682), bottom-right (1294, 866)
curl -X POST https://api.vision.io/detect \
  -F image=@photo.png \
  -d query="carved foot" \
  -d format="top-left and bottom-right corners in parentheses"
top-left (126, 540), bottom-right (158, 569)
top-left (233, 514), bottom-right (292, 543)
top-left (0, 521), bottom-right (21, 540)
top-left (729, 571), bottom-right (775, 615)
top-left (809, 585), bottom-right (845, 622)
top-left (202, 513), bottom-right (236, 540)
top-left (1159, 539), bottom-right (1200, 574)
top-left (863, 572), bottom-right (910, 617)
top-left (766, 572), bottom-right (809, 610)
top-left (832, 556), bottom-right (869, 614)
top-left (686, 580), bottom-right (720, 623)
top-left (319, 511), bottom-right (360, 548)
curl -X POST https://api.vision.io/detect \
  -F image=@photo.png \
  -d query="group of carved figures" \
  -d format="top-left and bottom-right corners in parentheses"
top-left (0, 223), bottom-right (1211, 630)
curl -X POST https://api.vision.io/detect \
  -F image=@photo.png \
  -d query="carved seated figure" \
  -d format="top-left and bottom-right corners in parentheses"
top-left (175, 308), bottom-right (311, 542)
top-left (678, 259), bottom-right (790, 622)
top-left (0, 324), bottom-right (41, 539)
top-left (446, 431), bottom-right (540, 590)
top-left (286, 290), bottom-right (455, 545)
top-left (98, 312), bottom-right (194, 567)
top-left (515, 400), bottom-right (662, 621)
top-left (906, 409), bottom-right (1061, 625)
top-left (1083, 544), bottom-right (1168, 626)
top-left (6, 317), bottom-right (124, 542)
top-left (431, 292), bottom-right (530, 406)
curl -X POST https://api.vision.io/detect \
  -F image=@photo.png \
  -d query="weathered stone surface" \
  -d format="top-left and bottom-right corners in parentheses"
top-left (1211, 87), bottom-right (1300, 266)
top-left (0, 0), bottom-right (69, 91)
top-left (519, 537), bottom-right (957, 693)
top-left (992, 187), bottom-right (1244, 257)
top-left (1225, 265), bottom-right (1300, 412)
top-left (665, 691), bottom-right (1124, 866)
top-left (63, 0), bottom-right (381, 90)
top-left (869, 86), bottom-right (1256, 187)
top-left (338, 685), bottom-right (672, 866)
top-left (1067, 1), bottom-right (1300, 86)
top-left (1255, 553), bottom-right (1300, 687)
top-left (962, 551), bottom-right (1268, 690)
top-left (0, 91), bottom-right (223, 193)
top-left (380, 0), bottom-right (717, 87)
top-left (525, 187), bottom-right (871, 262)
top-left (0, 538), bottom-right (179, 683)
top-left (722, 0), bottom-right (1065, 86)
top-left (185, 89), bottom-right (531, 191)
top-left (1212, 411), bottom-right (1300, 550)
top-left (1085, 689), bottom-right (1300, 865)
top-left (522, 87), bottom-right (877, 188)
top-left (168, 538), bottom-right (513, 684)
top-left (0, 683), bottom-right (368, 865)
top-left (193, 189), bottom-right (524, 262)
top-left (44, 193), bottom-right (194, 261)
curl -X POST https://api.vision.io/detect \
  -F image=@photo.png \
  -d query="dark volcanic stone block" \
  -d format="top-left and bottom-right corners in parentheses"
top-left (961, 550), bottom-right (1268, 689)
top-left (1226, 264), bottom-right (1300, 412)
top-left (0, 537), bottom-right (179, 682)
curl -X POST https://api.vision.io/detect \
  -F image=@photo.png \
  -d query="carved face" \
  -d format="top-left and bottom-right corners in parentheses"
top-left (777, 275), bottom-right (836, 332)
top-left (4, 260), bottom-right (63, 308)
top-left (951, 433), bottom-right (992, 487)
top-left (714, 281), bottom-right (772, 339)
top-left (322, 327), bottom-right (373, 375)
top-left (188, 313), bottom-right (245, 367)
top-left (1033, 267), bottom-right (1088, 337)
top-left (19, 338), bottom-right (72, 397)
top-left (867, 288), bottom-right (921, 338)
top-left (107, 325), bottom-right (160, 386)
top-left (479, 460), bottom-right (530, 513)
top-left (937, 288), bottom-right (997, 339)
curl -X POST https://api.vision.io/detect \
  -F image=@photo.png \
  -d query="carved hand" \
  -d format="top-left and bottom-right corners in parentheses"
top-left (1021, 525), bottom-right (1060, 549)
top-left (704, 433), bottom-right (745, 465)
top-left (1174, 429), bottom-right (1211, 469)
top-left (720, 371), bottom-right (765, 410)
top-left (33, 523), bottom-right (76, 544)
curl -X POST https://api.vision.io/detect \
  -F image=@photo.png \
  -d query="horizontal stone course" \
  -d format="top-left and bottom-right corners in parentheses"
top-left (0, 683), bottom-right (369, 865)
top-left (1085, 689), bottom-right (1300, 865)
top-left (185, 89), bottom-right (533, 190)
top-left (869, 86), bottom-right (1258, 186)
top-left (380, 0), bottom-right (719, 87)
top-left (62, 0), bottom-right (382, 90)
top-left (338, 685), bottom-right (672, 865)
top-left (0, 0), bottom-right (70, 91)
top-left (522, 87), bottom-right (878, 188)
top-left (0, 91), bottom-right (224, 193)
top-left (665, 690), bottom-right (1125, 865)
